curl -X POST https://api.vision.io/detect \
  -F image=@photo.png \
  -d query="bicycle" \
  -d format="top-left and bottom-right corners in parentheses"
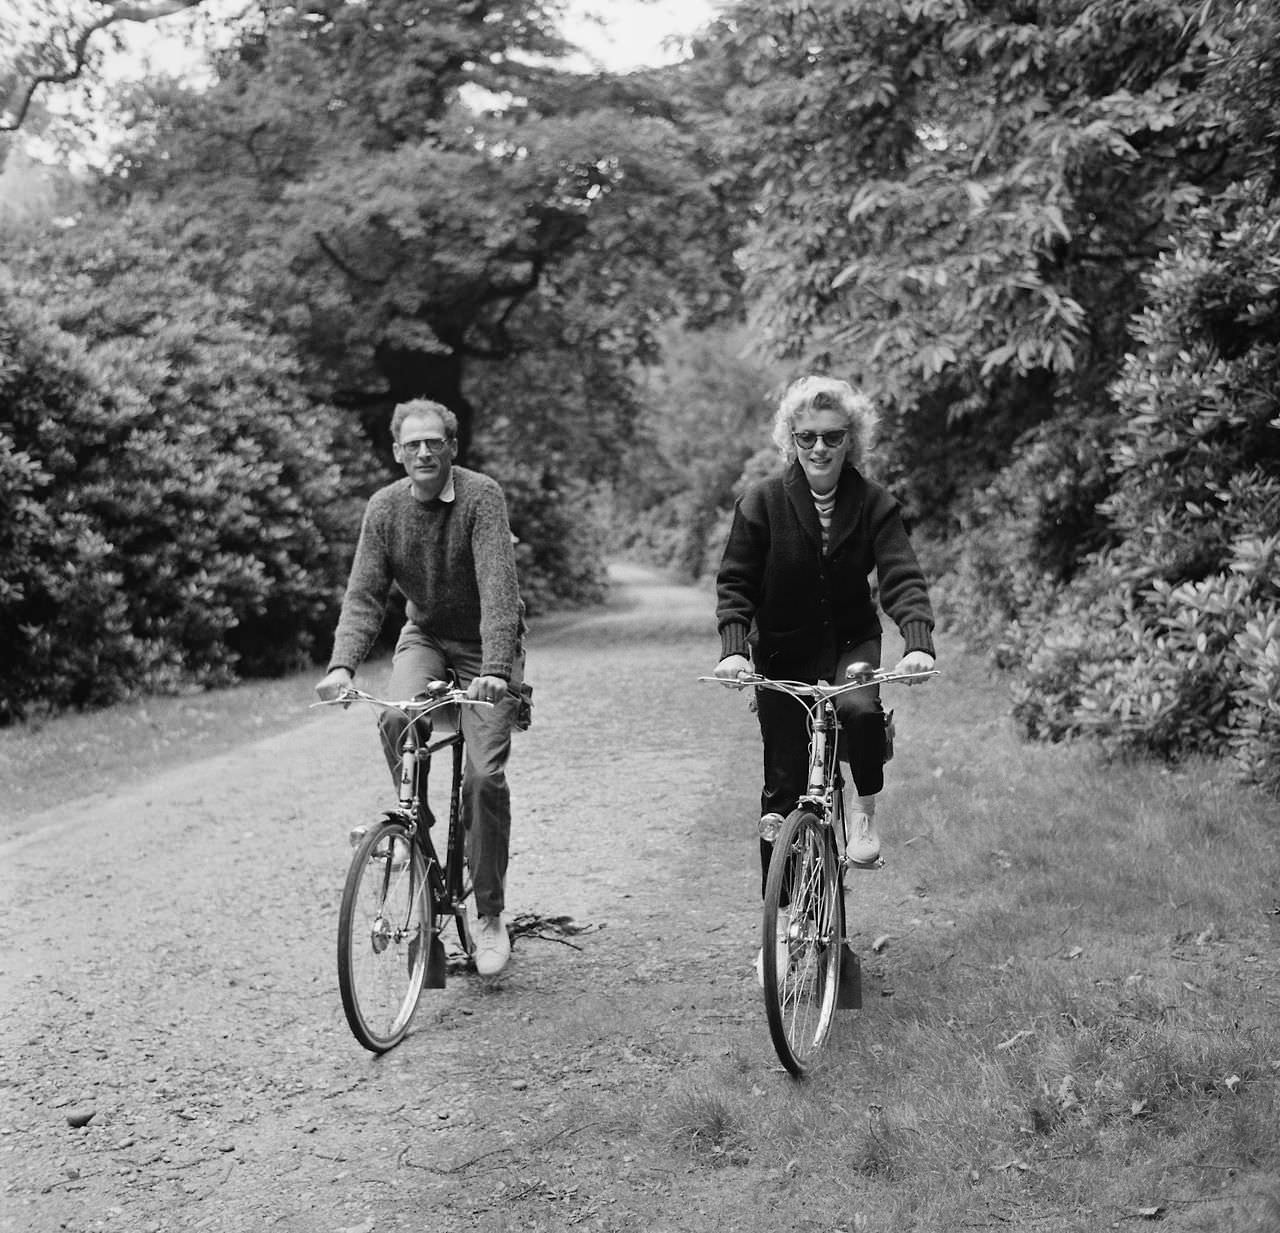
top-left (312, 680), bottom-right (492, 1053)
top-left (702, 663), bottom-right (938, 1077)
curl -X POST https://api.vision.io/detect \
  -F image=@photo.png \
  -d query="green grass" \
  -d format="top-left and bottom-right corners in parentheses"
top-left (637, 651), bottom-right (1280, 1230)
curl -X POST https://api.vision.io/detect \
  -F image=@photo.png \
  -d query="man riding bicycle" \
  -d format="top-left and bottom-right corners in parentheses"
top-left (315, 398), bottom-right (526, 977)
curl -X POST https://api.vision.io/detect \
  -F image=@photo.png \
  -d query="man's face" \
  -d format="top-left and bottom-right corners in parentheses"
top-left (393, 411), bottom-right (457, 500)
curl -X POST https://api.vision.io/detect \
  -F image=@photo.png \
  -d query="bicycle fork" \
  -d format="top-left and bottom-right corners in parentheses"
top-left (803, 706), bottom-right (863, 1012)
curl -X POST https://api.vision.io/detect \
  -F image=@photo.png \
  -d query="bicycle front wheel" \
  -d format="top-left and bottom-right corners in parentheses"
top-left (762, 809), bottom-right (844, 1077)
top-left (337, 819), bottom-right (432, 1052)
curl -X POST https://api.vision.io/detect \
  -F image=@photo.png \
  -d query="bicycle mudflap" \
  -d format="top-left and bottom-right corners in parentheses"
top-left (423, 867), bottom-right (449, 989)
top-left (424, 932), bottom-right (448, 989)
top-left (836, 869), bottom-right (862, 1011)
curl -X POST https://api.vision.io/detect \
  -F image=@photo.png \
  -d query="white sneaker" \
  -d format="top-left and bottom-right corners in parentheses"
top-left (847, 812), bottom-right (881, 866)
top-left (474, 914), bottom-right (511, 976)
top-left (755, 914), bottom-right (790, 987)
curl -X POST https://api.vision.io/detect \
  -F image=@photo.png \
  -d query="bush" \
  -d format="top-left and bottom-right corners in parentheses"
top-left (1001, 184), bottom-right (1280, 792)
top-left (0, 247), bottom-right (370, 723)
top-left (0, 296), bottom-right (160, 720)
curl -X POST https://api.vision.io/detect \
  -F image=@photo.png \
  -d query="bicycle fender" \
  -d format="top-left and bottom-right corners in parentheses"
top-left (837, 944), bottom-right (862, 1011)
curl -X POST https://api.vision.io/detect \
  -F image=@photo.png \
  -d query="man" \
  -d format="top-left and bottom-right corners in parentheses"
top-left (315, 398), bottom-right (526, 976)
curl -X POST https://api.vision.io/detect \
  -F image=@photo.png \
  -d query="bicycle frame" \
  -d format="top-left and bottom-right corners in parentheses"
top-left (400, 720), bottom-right (469, 986)
top-left (795, 689), bottom-right (845, 846)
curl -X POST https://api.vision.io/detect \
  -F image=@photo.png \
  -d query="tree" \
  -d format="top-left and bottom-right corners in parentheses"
top-left (100, 1), bottom-right (739, 436)
top-left (707, 0), bottom-right (1247, 552)
top-left (1, 0), bottom-right (206, 138)
top-left (79, 0), bottom-right (744, 607)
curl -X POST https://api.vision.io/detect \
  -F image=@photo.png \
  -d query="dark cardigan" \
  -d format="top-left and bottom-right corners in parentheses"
top-left (716, 462), bottom-right (935, 678)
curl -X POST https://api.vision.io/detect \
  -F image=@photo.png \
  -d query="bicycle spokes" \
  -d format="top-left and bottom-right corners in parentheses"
top-left (763, 812), bottom-right (843, 1076)
top-left (337, 823), bottom-right (431, 1052)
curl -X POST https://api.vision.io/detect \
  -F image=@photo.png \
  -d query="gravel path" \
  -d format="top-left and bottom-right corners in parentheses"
top-left (1, 563), bottom-right (916, 1233)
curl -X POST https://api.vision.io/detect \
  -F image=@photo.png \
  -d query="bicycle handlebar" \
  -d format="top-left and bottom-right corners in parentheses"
top-left (698, 667), bottom-right (938, 704)
top-left (311, 682), bottom-right (494, 717)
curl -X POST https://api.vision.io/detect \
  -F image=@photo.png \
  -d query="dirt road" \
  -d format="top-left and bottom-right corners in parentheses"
top-left (1, 563), bottom-right (922, 1233)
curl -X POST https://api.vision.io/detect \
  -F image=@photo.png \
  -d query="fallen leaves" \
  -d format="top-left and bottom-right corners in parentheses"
top-left (996, 1028), bottom-right (1035, 1051)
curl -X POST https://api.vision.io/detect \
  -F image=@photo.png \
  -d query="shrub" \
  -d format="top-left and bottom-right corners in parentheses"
top-left (0, 242), bottom-right (370, 723)
top-left (1004, 184), bottom-right (1280, 791)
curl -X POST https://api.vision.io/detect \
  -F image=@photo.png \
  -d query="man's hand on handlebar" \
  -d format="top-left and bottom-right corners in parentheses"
top-left (315, 666), bottom-right (354, 702)
top-left (713, 654), bottom-right (753, 682)
top-left (467, 674), bottom-right (508, 705)
top-left (893, 650), bottom-right (936, 682)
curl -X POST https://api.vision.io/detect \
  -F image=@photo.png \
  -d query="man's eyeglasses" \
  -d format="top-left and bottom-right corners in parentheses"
top-left (399, 437), bottom-right (452, 456)
top-left (792, 429), bottom-right (849, 450)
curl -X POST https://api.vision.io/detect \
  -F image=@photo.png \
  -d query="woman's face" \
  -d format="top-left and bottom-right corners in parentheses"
top-left (791, 407), bottom-right (851, 494)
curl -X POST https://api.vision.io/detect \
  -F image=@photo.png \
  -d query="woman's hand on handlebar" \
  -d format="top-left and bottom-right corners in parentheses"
top-left (713, 654), bottom-right (753, 682)
top-left (893, 650), bottom-right (936, 682)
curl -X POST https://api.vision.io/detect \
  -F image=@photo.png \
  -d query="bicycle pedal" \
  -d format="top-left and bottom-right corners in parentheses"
top-left (846, 855), bottom-right (885, 871)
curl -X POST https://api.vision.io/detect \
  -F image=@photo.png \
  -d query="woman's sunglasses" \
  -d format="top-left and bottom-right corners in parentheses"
top-left (792, 429), bottom-right (848, 450)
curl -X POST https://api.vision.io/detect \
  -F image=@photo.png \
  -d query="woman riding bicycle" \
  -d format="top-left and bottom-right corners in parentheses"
top-left (713, 375), bottom-right (937, 895)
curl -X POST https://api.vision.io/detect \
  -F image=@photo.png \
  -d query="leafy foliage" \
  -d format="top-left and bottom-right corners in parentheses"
top-left (709, 0), bottom-right (1248, 557)
top-left (612, 323), bottom-right (786, 581)
top-left (0, 220), bottom-right (371, 724)
top-left (1008, 182), bottom-right (1280, 791)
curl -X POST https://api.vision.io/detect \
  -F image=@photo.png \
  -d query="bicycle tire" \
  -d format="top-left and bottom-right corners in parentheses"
top-left (762, 809), bottom-right (844, 1077)
top-left (337, 819), bottom-right (432, 1052)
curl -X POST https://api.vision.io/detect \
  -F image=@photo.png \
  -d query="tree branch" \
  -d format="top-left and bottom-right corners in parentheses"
top-left (312, 232), bottom-right (388, 287)
top-left (2, 0), bottom-right (208, 133)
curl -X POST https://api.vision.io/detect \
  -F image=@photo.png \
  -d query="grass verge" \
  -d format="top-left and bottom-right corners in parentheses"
top-left (635, 652), bottom-right (1280, 1230)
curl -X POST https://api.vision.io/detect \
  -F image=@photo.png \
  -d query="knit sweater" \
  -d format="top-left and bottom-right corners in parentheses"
top-left (328, 468), bottom-right (524, 680)
top-left (716, 462), bottom-right (935, 677)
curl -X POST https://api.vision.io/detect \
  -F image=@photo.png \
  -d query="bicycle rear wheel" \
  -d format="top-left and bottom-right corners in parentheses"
top-left (762, 809), bottom-right (843, 1077)
top-left (337, 819), bottom-right (432, 1052)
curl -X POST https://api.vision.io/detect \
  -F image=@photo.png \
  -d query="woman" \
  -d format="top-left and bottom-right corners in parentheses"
top-left (713, 375), bottom-right (936, 975)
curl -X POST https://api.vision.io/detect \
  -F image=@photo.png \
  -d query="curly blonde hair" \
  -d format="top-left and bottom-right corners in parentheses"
top-left (770, 376), bottom-right (878, 471)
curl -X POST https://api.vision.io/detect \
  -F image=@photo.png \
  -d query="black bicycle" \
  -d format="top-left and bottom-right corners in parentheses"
top-left (313, 681), bottom-right (490, 1053)
top-left (704, 664), bottom-right (936, 1076)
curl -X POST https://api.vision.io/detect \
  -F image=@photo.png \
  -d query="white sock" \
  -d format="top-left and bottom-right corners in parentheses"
top-left (856, 794), bottom-right (877, 819)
